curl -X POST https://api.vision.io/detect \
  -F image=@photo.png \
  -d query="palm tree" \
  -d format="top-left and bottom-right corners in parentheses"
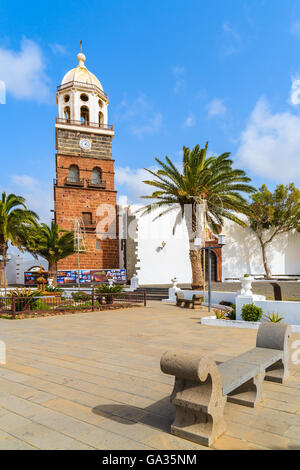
top-left (26, 222), bottom-right (75, 286)
top-left (0, 193), bottom-right (39, 288)
top-left (140, 143), bottom-right (255, 289)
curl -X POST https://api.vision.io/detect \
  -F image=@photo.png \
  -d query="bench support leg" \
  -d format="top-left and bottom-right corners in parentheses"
top-left (227, 370), bottom-right (265, 407)
top-left (265, 359), bottom-right (289, 384)
top-left (170, 377), bottom-right (227, 447)
top-left (256, 323), bottom-right (291, 384)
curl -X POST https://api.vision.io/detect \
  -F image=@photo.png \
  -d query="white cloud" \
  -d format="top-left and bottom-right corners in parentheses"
top-left (221, 22), bottom-right (241, 56)
top-left (116, 157), bottom-right (183, 204)
top-left (115, 93), bottom-right (162, 138)
top-left (184, 113), bottom-right (196, 127)
top-left (236, 98), bottom-right (300, 184)
top-left (49, 43), bottom-right (67, 55)
top-left (206, 98), bottom-right (227, 117)
top-left (222, 22), bottom-right (240, 41)
top-left (0, 38), bottom-right (50, 102)
top-left (10, 174), bottom-right (40, 189)
top-left (291, 20), bottom-right (300, 38)
top-left (172, 65), bottom-right (185, 94)
top-left (4, 174), bottom-right (53, 223)
top-left (290, 77), bottom-right (300, 105)
top-left (115, 166), bottom-right (156, 204)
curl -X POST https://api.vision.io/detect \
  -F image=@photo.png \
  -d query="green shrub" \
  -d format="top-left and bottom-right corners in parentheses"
top-left (71, 292), bottom-right (91, 302)
top-left (8, 288), bottom-right (43, 312)
top-left (241, 304), bottom-right (262, 322)
top-left (214, 309), bottom-right (227, 319)
top-left (32, 300), bottom-right (51, 311)
top-left (263, 312), bottom-right (284, 323)
top-left (45, 285), bottom-right (62, 293)
top-left (226, 304), bottom-right (236, 320)
top-left (95, 284), bottom-right (123, 294)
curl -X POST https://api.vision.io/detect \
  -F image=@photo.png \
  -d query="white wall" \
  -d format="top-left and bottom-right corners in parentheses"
top-left (126, 205), bottom-right (300, 285)
top-left (222, 220), bottom-right (300, 280)
top-left (128, 204), bottom-right (192, 285)
top-left (7, 254), bottom-right (48, 285)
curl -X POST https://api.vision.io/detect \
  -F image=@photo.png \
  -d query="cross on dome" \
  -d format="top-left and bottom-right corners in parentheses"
top-left (77, 40), bottom-right (86, 67)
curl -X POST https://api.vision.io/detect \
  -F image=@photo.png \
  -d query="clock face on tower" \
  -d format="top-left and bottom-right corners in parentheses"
top-left (79, 138), bottom-right (92, 151)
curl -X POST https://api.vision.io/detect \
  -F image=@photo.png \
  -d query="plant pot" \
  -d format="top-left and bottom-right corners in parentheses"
top-left (239, 276), bottom-right (254, 296)
top-left (105, 294), bottom-right (114, 305)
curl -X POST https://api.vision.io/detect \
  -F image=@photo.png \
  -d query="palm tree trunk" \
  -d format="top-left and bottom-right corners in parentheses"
top-left (184, 202), bottom-right (205, 289)
top-left (48, 262), bottom-right (58, 286)
top-left (259, 238), bottom-right (272, 279)
top-left (189, 247), bottom-right (204, 289)
top-left (0, 241), bottom-right (8, 289)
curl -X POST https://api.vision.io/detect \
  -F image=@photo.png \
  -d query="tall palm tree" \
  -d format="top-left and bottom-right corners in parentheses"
top-left (0, 193), bottom-right (39, 288)
top-left (140, 143), bottom-right (255, 289)
top-left (26, 221), bottom-right (75, 285)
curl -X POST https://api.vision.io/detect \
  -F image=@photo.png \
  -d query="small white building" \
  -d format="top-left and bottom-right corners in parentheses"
top-left (6, 254), bottom-right (48, 285)
top-left (119, 204), bottom-right (300, 285)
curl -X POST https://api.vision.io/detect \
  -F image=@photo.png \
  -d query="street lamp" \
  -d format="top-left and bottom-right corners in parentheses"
top-left (201, 235), bottom-right (226, 312)
top-left (0, 254), bottom-right (12, 295)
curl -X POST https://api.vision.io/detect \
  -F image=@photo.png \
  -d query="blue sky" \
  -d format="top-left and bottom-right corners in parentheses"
top-left (1, 0), bottom-right (300, 221)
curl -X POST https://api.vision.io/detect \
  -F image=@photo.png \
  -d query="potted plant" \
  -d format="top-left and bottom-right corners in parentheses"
top-left (95, 284), bottom-right (123, 305)
top-left (8, 288), bottom-right (43, 312)
top-left (239, 274), bottom-right (254, 296)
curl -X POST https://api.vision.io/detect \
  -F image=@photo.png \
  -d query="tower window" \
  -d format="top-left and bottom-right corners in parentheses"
top-left (91, 167), bottom-right (102, 185)
top-left (69, 164), bottom-right (79, 183)
top-left (64, 106), bottom-right (71, 122)
top-left (82, 212), bottom-right (92, 225)
top-left (98, 99), bottom-right (103, 108)
top-left (99, 111), bottom-right (104, 126)
top-left (64, 94), bottom-right (70, 103)
top-left (96, 240), bottom-right (101, 250)
top-left (80, 106), bottom-right (89, 125)
top-left (80, 93), bottom-right (89, 102)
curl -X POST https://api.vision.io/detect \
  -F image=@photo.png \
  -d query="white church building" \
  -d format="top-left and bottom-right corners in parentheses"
top-left (119, 204), bottom-right (300, 285)
top-left (6, 202), bottom-right (300, 286)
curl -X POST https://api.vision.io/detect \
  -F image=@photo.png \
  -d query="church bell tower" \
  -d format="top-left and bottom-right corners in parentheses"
top-left (54, 46), bottom-right (119, 272)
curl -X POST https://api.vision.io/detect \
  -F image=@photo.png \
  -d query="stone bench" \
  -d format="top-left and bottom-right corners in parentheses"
top-left (160, 322), bottom-right (291, 447)
top-left (176, 292), bottom-right (203, 309)
top-left (175, 292), bottom-right (185, 307)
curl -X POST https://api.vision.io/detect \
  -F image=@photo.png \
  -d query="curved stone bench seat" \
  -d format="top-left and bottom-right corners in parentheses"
top-left (160, 323), bottom-right (291, 446)
top-left (175, 292), bottom-right (203, 309)
top-left (160, 351), bottom-right (226, 447)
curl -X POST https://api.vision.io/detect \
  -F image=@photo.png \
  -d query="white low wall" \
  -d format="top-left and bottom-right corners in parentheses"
top-left (254, 299), bottom-right (300, 326)
top-left (182, 290), bottom-right (236, 304)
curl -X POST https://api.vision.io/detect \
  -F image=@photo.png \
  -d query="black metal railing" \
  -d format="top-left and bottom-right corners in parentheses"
top-left (57, 81), bottom-right (108, 101)
top-left (64, 176), bottom-right (84, 187)
top-left (86, 179), bottom-right (106, 189)
top-left (56, 117), bottom-right (113, 130)
top-left (0, 290), bottom-right (147, 318)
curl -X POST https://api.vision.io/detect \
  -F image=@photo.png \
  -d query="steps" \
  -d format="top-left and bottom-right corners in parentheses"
top-left (134, 287), bottom-right (169, 301)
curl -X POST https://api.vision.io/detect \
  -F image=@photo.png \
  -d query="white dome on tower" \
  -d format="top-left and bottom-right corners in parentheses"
top-left (56, 45), bottom-right (112, 131)
top-left (61, 51), bottom-right (104, 91)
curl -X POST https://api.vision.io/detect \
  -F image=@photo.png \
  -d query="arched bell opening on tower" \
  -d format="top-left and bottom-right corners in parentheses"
top-left (88, 167), bottom-right (106, 188)
top-left (80, 106), bottom-right (89, 125)
top-left (99, 111), bottom-right (104, 126)
top-left (92, 167), bottom-right (102, 184)
top-left (69, 164), bottom-right (80, 183)
top-left (64, 106), bottom-right (71, 122)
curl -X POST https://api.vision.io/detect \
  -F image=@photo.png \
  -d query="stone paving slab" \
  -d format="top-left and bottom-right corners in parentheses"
top-left (0, 300), bottom-right (299, 449)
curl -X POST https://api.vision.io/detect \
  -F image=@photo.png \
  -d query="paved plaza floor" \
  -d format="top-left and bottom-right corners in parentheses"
top-left (0, 301), bottom-right (299, 450)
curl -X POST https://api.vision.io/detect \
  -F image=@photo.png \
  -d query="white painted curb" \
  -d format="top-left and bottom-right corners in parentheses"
top-left (201, 316), bottom-right (300, 333)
